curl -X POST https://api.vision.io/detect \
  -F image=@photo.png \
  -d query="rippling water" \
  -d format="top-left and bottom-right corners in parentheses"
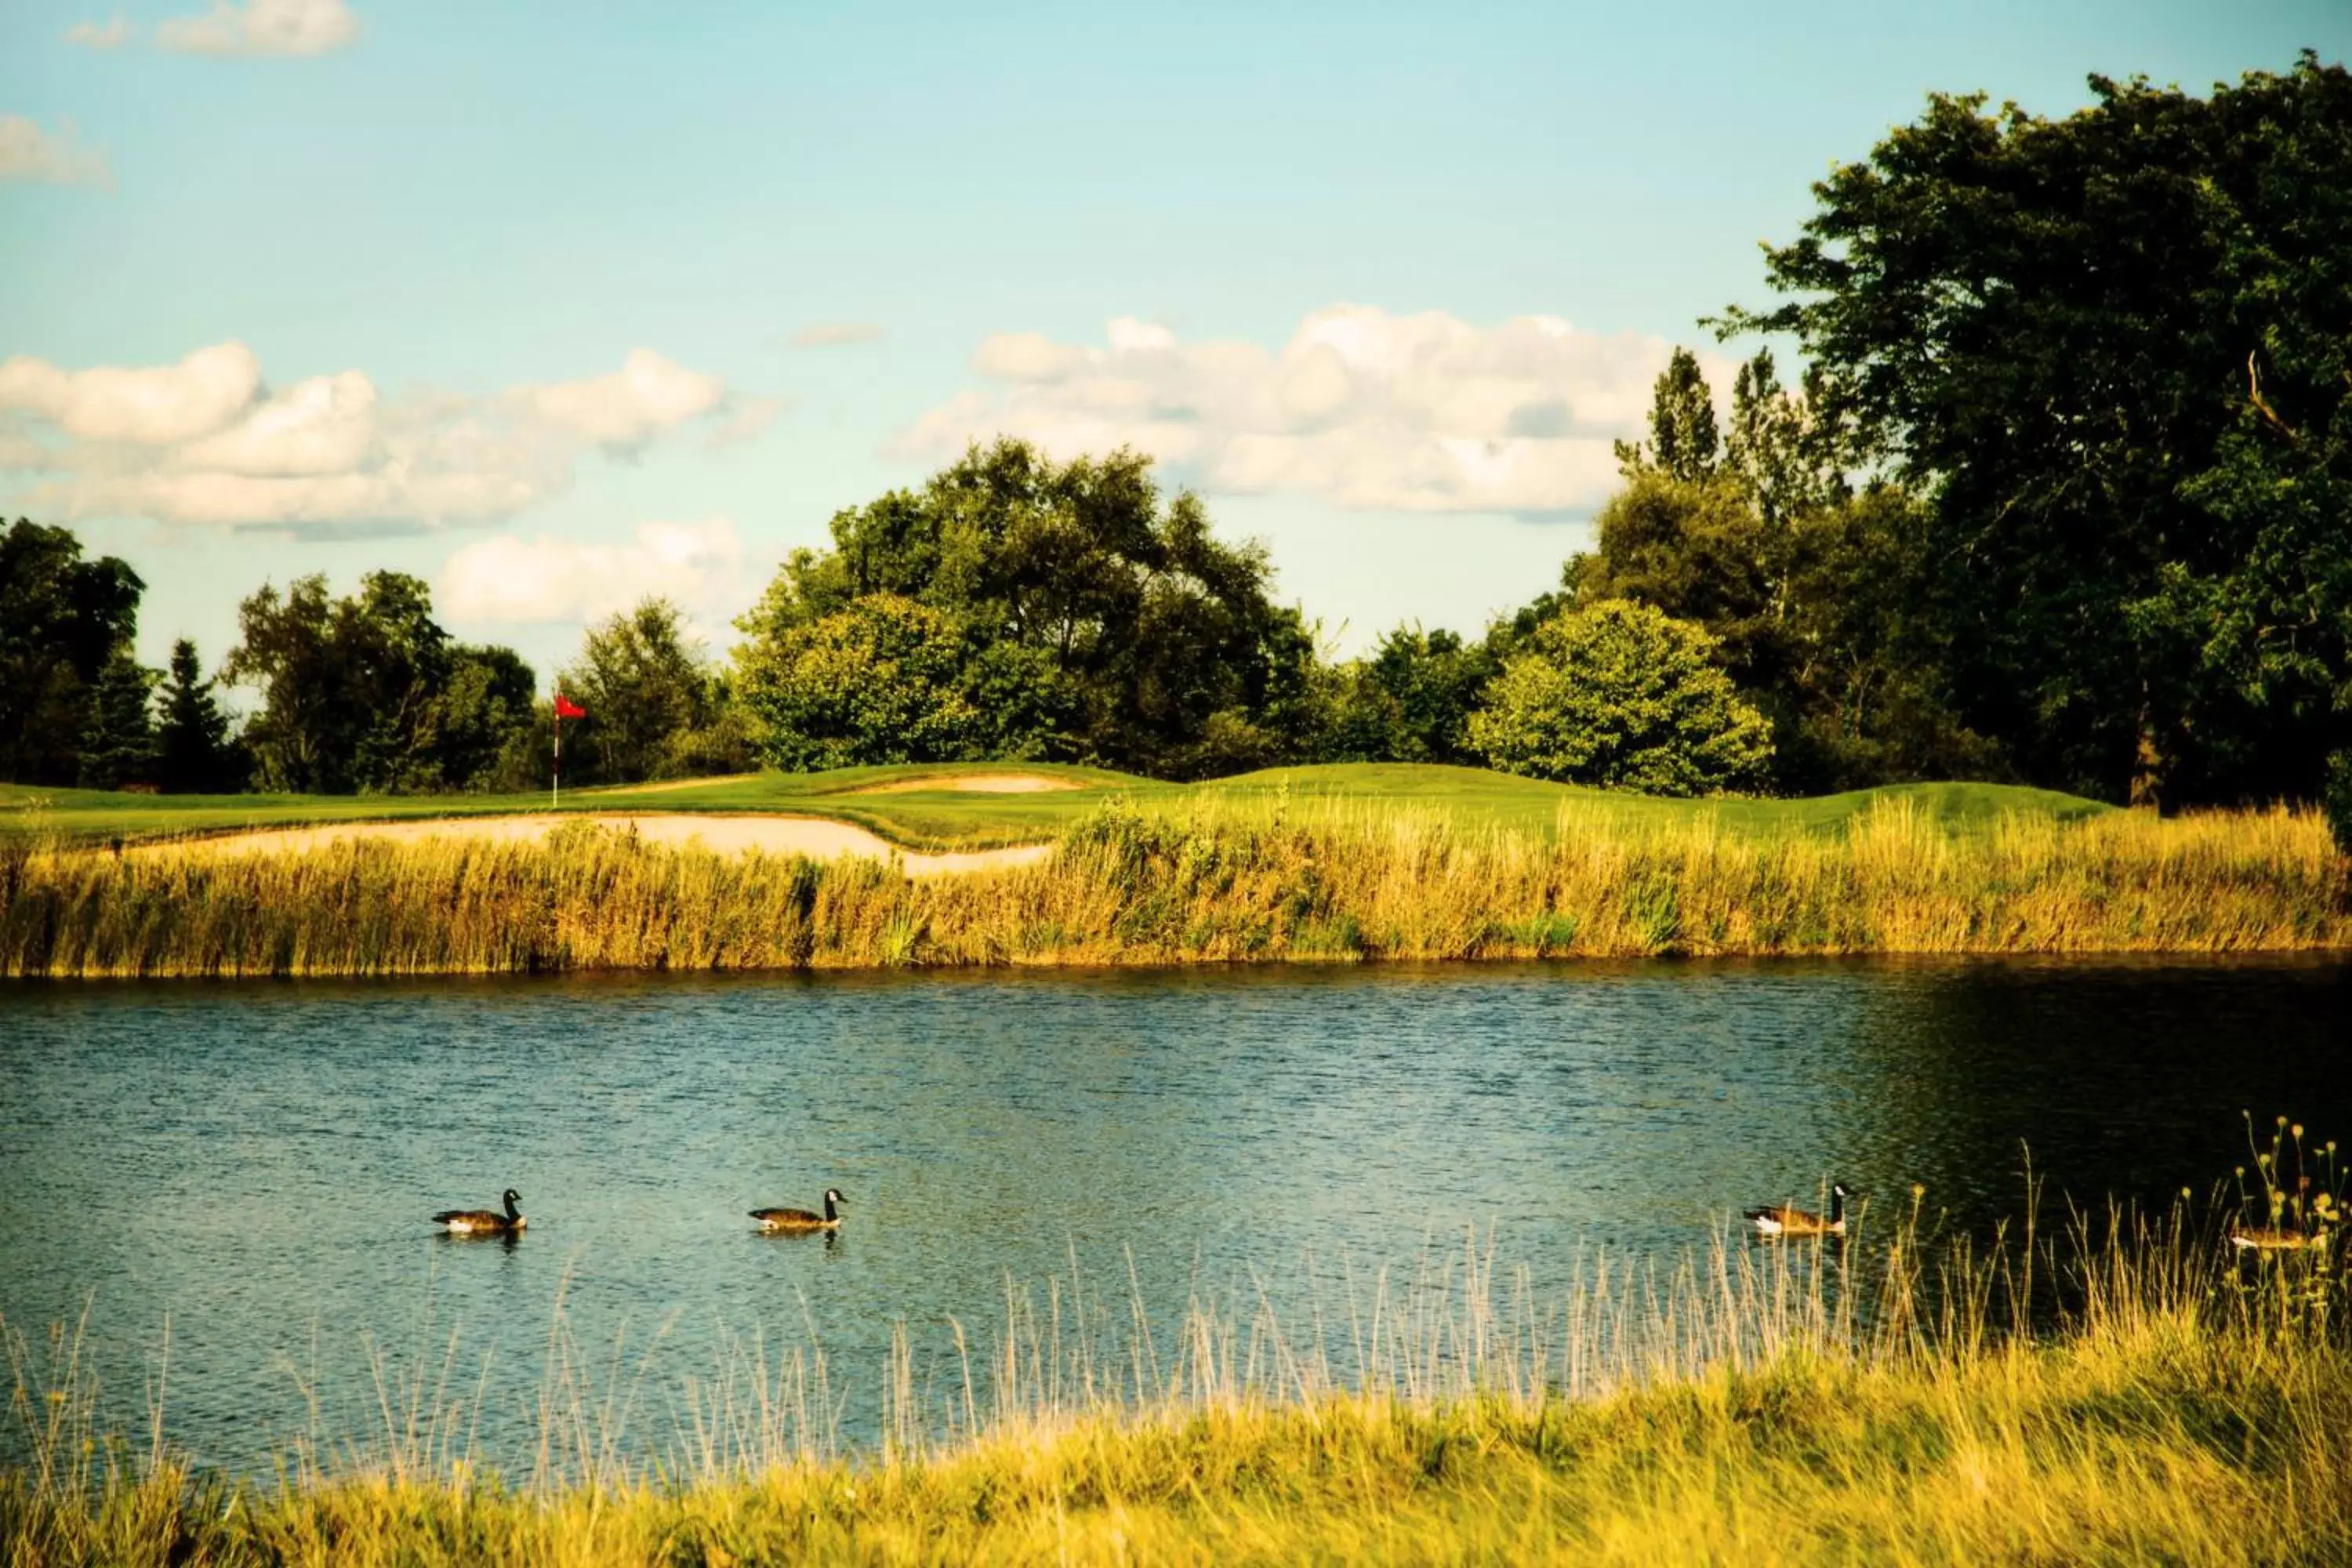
top-left (2, 957), bottom-right (2346, 1474)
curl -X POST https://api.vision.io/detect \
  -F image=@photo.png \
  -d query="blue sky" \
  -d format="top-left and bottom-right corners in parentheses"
top-left (4, 0), bottom-right (2345, 682)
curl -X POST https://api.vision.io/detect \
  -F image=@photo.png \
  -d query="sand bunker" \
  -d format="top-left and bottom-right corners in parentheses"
top-left (136, 815), bottom-right (1052, 878)
top-left (850, 772), bottom-right (1086, 795)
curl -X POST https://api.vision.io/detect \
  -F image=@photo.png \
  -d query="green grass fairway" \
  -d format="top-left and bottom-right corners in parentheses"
top-left (0, 761), bottom-right (2111, 852)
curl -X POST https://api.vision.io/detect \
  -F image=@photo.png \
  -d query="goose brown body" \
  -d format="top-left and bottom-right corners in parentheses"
top-left (433, 1188), bottom-right (525, 1234)
top-left (2228, 1224), bottom-right (2326, 1252)
top-left (751, 1189), bottom-right (844, 1232)
top-left (1746, 1184), bottom-right (1848, 1237)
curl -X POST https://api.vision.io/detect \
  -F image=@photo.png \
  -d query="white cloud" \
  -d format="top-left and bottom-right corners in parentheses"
top-left (438, 518), bottom-right (746, 626)
top-left (0, 344), bottom-right (775, 533)
top-left (0, 115), bottom-right (113, 188)
top-left (176, 371), bottom-right (378, 475)
top-left (788, 321), bottom-right (885, 348)
top-left (524, 348), bottom-right (724, 448)
top-left (64, 14), bottom-right (130, 49)
top-left (0, 343), bottom-right (258, 442)
top-left (900, 305), bottom-right (1726, 517)
top-left (156, 0), bottom-right (359, 56)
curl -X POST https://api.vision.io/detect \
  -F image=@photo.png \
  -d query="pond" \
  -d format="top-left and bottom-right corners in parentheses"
top-left (2, 957), bottom-right (2346, 1475)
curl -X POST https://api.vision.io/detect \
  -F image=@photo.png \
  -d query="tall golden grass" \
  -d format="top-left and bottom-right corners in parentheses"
top-left (7, 1171), bottom-right (2349, 1566)
top-left (3, 797), bottom-right (2346, 977)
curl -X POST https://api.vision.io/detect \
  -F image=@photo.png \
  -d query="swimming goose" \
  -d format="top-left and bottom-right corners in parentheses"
top-left (751, 1189), bottom-right (844, 1232)
top-left (1746, 1184), bottom-right (1848, 1237)
top-left (432, 1189), bottom-right (526, 1235)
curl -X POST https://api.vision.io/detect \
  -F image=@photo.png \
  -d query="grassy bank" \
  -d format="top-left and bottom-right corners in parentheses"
top-left (8, 1180), bottom-right (2350, 1565)
top-left (2, 793), bottom-right (2343, 976)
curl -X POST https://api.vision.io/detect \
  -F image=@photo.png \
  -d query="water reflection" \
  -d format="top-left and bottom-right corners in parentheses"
top-left (1, 956), bottom-right (2345, 1474)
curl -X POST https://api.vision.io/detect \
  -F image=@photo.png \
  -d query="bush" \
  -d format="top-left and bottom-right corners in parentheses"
top-left (1467, 600), bottom-right (1773, 795)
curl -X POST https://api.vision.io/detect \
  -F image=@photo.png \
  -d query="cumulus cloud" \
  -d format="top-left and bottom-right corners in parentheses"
top-left (156, 0), bottom-right (359, 56)
top-left (524, 348), bottom-right (724, 448)
top-left (0, 115), bottom-right (113, 188)
top-left (787, 321), bottom-right (886, 349)
top-left (0, 343), bottom-right (258, 442)
top-left (0, 344), bottom-right (775, 533)
top-left (899, 305), bottom-right (1726, 518)
top-left (64, 14), bottom-right (130, 49)
top-left (438, 518), bottom-right (746, 626)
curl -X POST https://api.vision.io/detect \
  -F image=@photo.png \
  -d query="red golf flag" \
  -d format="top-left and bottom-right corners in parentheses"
top-left (554, 694), bottom-right (586, 720)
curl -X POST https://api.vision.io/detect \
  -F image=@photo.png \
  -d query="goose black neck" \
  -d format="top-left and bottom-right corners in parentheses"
top-left (823, 1192), bottom-right (837, 1221)
top-left (504, 1192), bottom-right (521, 1221)
top-left (1829, 1189), bottom-right (1845, 1224)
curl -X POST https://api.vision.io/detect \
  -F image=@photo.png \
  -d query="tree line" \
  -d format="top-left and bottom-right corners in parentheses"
top-left (5, 56), bottom-right (2349, 810)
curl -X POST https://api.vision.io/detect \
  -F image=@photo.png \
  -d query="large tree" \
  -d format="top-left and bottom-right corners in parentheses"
top-left (735, 439), bottom-right (1323, 778)
top-left (557, 598), bottom-right (747, 783)
top-left (1727, 54), bottom-right (2352, 807)
top-left (0, 519), bottom-right (145, 786)
top-left (223, 572), bottom-right (537, 794)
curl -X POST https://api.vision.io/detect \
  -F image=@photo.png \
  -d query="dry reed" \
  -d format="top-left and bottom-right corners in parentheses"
top-left (2, 797), bottom-right (2345, 978)
top-left (6, 1181), bottom-right (2350, 1566)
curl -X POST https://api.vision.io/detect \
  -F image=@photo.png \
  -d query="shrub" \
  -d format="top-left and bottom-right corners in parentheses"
top-left (1467, 600), bottom-right (1773, 795)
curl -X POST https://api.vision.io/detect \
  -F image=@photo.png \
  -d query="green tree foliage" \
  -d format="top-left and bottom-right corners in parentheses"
top-left (2325, 750), bottom-right (2352, 858)
top-left (0, 519), bottom-right (144, 786)
top-left (75, 648), bottom-right (158, 790)
top-left (1613, 347), bottom-right (1721, 484)
top-left (1322, 626), bottom-right (1497, 764)
top-left (734, 439), bottom-right (1321, 778)
top-left (223, 572), bottom-right (536, 793)
top-left (1729, 54), bottom-right (2352, 807)
top-left (1565, 354), bottom-right (2002, 793)
top-left (557, 598), bottom-right (750, 783)
top-left (736, 593), bottom-right (993, 771)
top-left (1467, 600), bottom-right (1773, 795)
top-left (152, 639), bottom-right (246, 793)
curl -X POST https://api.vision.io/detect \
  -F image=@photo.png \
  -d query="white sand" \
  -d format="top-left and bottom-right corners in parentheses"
top-left (849, 772), bottom-right (1086, 794)
top-left (134, 815), bottom-right (1053, 877)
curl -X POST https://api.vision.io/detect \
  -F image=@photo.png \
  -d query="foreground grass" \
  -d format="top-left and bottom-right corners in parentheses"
top-left (0, 762), bottom-right (2111, 854)
top-left (2, 791), bottom-right (2342, 975)
top-left (9, 1186), bottom-right (2350, 1566)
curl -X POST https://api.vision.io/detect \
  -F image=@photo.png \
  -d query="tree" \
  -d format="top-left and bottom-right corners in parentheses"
top-left (735, 593), bottom-right (993, 771)
top-left (433, 644), bottom-right (539, 793)
top-left (153, 639), bottom-right (245, 793)
top-left (1322, 626), bottom-right (1497, 765)
top-left (735, 439), bottom-right (1322, 777)
top-left (76, 648), bottom-right (158, 790)
top-left (0, 519), bottom-right (144, 786)
top-left (1467, 600), bottom-right (1773, 795)
top-left (224, 572), bottom-right (537, 793)
top-left (557, 599), bottom-right (744, 783)
top-left (1613, 347), bottom-right (1721, 484)
top-left (1726, 54), bottom-right (2352, 807)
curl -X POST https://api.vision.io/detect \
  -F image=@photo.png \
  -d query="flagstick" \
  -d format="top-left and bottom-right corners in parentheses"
top-left (552, 702), bottom-right (561, 809)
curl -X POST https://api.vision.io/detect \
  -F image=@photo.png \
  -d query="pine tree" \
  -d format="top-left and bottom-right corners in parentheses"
top-left (76, 647), bottom-right (158, 790)
top-left (154, 637), bottom-right (243, 793)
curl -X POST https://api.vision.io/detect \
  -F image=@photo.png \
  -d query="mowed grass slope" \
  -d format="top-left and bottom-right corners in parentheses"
top-left (0, 760), bottom-right (2113, 852)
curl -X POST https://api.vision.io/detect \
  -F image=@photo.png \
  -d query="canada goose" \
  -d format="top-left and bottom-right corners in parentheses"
top-left (1746, 1184), bottom-right (1849, 1237)
top-left (432, 1189), bottom-right (526, 1236)
top-left (2227, 1223), bottom-right (2328, 1252)
top-left (751, 1189), bottom-right (844, 1232)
